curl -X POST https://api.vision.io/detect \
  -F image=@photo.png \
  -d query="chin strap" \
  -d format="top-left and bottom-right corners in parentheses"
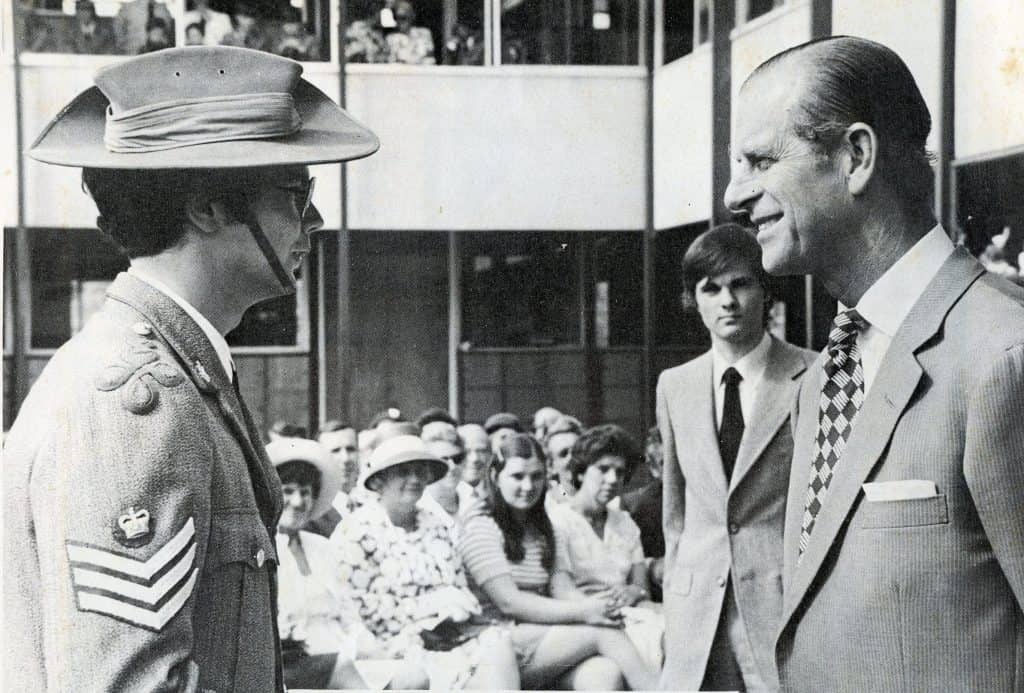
top-left (243, 207), bottom-right (295, 292)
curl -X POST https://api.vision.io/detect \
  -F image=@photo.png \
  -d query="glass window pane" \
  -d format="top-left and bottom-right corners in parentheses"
top-left (18, 1), bottom-right (334, 61)
top-left (592, 233), bottom-right (642, 347)
top-left (663, 0), bottom-right (694, 64)
top-left (501, 0), bottom-right (638, 65)
top-left (27, 227), bottom-right (306, 350)
top-left (653, 223), bottom-right (709, 348)
top-left (462, 232), bottom-right (581, 348)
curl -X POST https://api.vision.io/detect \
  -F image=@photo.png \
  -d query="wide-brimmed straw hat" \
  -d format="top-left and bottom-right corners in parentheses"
top-left (266, 438), bottom-right (343, 521)
top-left (361, 435), bottom-right (449, 491)
top-left (28, 46), bottom-right (379, 169)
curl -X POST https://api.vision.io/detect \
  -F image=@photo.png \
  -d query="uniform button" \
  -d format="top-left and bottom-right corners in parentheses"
top-left (255, 548), bottom-right (266, 568)
top-left (717, 576), bottom-right (727, 588)
top-left (728, 522), bottom-right (739, 534)
top-left (132, 322), bottom-right (153, 336)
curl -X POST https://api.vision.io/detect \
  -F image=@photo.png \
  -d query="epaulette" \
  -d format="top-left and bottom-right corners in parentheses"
top-left (94, 323), bottom-right (186, 415)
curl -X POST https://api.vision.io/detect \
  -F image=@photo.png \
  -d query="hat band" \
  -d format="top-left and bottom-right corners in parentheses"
top-left (104, 92), bottom-right (302, 154)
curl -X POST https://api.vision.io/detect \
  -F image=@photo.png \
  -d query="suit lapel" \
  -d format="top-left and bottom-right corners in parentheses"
top-left (106, 273), bottom-right (283, 528)
top-left (780, 249), bottom-right (986, 629)
top-left (673, 352), bottom-right (729, 496)
top-left (729, 339), bottom-right (807, 493)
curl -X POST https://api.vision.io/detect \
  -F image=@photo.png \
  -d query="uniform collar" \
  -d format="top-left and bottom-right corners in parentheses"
top-left (711, 331), bottom-right (772, 386)
top-left (847, 225), bottom-right (955, 338)
top-left (127, 265), bottom-right (234, 382)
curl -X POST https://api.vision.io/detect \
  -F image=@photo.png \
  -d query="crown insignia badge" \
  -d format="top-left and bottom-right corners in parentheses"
top-left (113, 507), bottom-right (153, 547)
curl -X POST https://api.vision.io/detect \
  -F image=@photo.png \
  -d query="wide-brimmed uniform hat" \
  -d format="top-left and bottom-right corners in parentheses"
top-left (266, 438), bottom-right (343, 521)
top-left (361, 435), bottom-right (449, 491)
top-left (28, 46), bottom-right (379, 169)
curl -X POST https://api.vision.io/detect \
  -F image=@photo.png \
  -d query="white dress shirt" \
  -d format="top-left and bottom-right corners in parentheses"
top-left (128, 266), bottom-right (234, 382)
top-left (711, 332), bottom-right (772, 431)
top-left (845, 225), bottom-right (955, 395)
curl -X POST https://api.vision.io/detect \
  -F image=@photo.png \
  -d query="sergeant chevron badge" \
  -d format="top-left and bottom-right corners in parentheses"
top-left (66, 517), bottom-right (198, 632)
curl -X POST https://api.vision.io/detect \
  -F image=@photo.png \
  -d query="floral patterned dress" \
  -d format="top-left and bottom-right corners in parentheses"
top-left (331, 499), bottom-right (498, 688)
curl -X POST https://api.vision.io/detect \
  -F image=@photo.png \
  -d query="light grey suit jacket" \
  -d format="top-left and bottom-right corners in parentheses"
top-left (658, 337), bottom-right (816, 691)
top-left (777, 249), bottom-right (1024, 692)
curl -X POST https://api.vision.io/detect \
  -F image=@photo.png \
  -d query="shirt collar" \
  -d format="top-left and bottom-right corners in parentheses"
top-left (850, 225), bottom-right (955, 337)
top-left (127, 266), bottom-right (234, 381)
top-left (711, 331), bottom-right (772, 386)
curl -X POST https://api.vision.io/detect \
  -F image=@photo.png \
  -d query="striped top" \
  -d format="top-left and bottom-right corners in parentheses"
top-left (457, 513), bottom-right (571, 622)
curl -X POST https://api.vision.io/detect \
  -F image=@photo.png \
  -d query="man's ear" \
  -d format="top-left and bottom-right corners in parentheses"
top-left (184, 192), bottom-right (238, 235)
top-left (842, 122), bottom-right (878, 196)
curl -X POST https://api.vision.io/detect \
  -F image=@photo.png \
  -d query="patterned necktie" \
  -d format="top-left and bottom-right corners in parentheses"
top-left (718, 367), bottom-right (744, 480)
top-left (798, 309), bottom-right (867, 558)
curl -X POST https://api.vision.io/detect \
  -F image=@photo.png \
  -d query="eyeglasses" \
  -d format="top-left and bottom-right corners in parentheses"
top-left (273, 176), bottom-right (316, 216)
top-left (443, 453), bottom-right (467, 466)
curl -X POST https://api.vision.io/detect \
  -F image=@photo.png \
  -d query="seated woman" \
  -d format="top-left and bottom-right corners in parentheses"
top-left (267, 438), bottom-right (428, 690)
top-left (330, 435), bottom-right (519, 690)
top-left (550, 424), bottom-right (665, 670)
top-left (457, 433), bottom-right (660, 690)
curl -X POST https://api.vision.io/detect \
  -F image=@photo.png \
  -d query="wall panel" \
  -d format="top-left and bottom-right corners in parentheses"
top-left (653, 49), bottom-right (713, 229)
top-left (345, 66), bottom-right (647, 231)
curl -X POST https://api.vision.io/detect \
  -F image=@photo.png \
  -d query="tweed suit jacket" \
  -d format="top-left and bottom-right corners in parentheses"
top-left (777, 249), bottom-right (1024, 692)
top-left (657, 337), bottom-right (816, 691)
top-left (3, 272), bottom-right (285, 693)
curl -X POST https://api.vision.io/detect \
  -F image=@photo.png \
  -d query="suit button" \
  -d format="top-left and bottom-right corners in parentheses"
top-left (717, 576), bottom-right (726, 588)
top-left (728, 522), bottom-right (739, 534)
top-left (255, 548), bottom-right (266, 568)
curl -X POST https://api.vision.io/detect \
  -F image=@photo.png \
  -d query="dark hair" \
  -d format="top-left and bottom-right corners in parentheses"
top-left (319, 419), bottom-right (354, 435)
top-left (145, 17), bottom-right (169, 32)
top-left (81, 168), bottom-right (253, 259)
top-left (681, 223), bottom-right (773, 322)
top-left (185, 21), bottom-right (205, 35)
top-left (486, 433), bottom-right (555, 571)
top-left (415, 406), bottom-right (458, 429)
top-left (270, 420), bottom-right (308, 439)
top-left (277, 459), bottom-right (322, 499)
top-left (748, 36), bottom-right (934, 214)
top-left (567, 424), bottom-right (641, 491)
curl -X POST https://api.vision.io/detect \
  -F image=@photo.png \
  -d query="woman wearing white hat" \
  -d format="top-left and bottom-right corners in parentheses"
top-left (268, 438), bottom-right (429, 690)
top-left (331, 435), bottom-right (520, 689)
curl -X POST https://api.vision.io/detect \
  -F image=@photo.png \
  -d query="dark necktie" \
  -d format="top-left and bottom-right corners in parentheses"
top-left (798, 309), bottom-right (867, 558)
top-left (718, 367), bottom-right (744, 481)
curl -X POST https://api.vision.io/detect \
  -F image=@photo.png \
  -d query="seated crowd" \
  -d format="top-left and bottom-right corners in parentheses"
top-left (265, 405), bottom-right (667, 690)
top-left (21, 0), bottom-right (461, 65)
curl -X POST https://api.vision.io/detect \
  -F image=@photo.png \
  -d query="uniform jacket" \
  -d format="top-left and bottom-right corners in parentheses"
top-left (657, 337), bottom-right (816, 691)
top-left (777, 249), bottom-right (1024, 692)
top-left (3, 272), bottom-right (284, 693)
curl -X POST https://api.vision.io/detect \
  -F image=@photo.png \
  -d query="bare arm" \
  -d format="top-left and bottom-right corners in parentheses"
top-left (479, 574), bottom-right (616, 625)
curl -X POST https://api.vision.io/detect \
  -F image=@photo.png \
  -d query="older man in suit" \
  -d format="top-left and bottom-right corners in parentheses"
top-left (658, 224), bottom-right (815, 691)
top-left (3, 47), bottom-right (378, 691)
top-left (726, 36), bottom-right (1024, 691)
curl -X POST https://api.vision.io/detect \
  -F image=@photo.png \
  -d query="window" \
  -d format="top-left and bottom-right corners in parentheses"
top-left (18, 0), bottom-right (332, 62)
top-left (652, 222), bottom-right (709, 347)
top-left (662, 0), bottom-right (694, 63)
top-left (344, 0), bottom-right (484, 65)
top-left (461, 232), bottom-right (581, 348)
top-left (501, 0), bottom-right (639, 65)
top-left (26, 228), bottom-right (308, 351)
top-left (592, 233), bottom-right (642, 347)
top-left (736, 0), bottom-right (785, 25)
top-left (955, 153), bottom-right (1024, 286)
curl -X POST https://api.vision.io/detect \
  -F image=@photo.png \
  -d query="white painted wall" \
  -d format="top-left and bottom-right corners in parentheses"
top-left (833, 0), bottom-right (943, 157)
top-left (14, 62), bottom-right (647, 232)
top-left (730, 1), bottom-right (812, 111)
top-left (344, 65), bottom-right (647, 231)
top-left (955, 0), bottom-right (1024, 159)
top-left (653, 47), bottom-right (712, 229)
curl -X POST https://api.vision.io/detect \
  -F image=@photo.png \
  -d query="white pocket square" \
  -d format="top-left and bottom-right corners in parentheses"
top-left (862, 480), bottom-right (937, 502)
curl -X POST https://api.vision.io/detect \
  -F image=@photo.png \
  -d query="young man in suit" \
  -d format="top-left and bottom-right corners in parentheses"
top-left (3, 47), bottom-right (378, 691)
top-left (658, 224), bottom-right (816, 691)
top-left (726, 36), bottom-right (1024, 691)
